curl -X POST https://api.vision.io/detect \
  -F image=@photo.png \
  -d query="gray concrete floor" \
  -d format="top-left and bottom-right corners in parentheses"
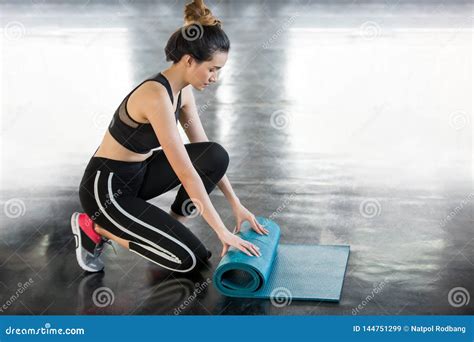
top-left (0, 0), bottom-right (473, 315)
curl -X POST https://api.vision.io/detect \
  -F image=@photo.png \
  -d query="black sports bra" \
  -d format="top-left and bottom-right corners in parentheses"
top-left (108, 72), bottom-right (182, 154)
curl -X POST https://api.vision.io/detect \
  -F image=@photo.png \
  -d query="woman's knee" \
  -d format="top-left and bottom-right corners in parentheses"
top-left (205, 141), bottom-right (229, 173)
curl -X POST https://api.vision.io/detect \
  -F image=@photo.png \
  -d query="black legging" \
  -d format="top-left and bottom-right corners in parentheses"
top-left (78, 141), bottom-right (229, 273)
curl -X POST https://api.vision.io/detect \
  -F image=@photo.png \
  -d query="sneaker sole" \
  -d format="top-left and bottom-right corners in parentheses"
top-left (70, 212), bottom-right (103, 273)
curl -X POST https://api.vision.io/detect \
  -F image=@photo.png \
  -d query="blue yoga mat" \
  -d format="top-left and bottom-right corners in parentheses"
top-left (213, 217), bottom-right (350, 302)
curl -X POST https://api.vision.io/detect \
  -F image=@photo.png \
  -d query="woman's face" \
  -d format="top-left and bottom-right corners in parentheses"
top-left (187, 51), bottom-right (228, 91)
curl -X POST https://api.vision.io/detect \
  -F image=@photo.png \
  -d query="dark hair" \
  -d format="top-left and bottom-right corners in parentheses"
top-left (165, 0), bottom-right (230, 63)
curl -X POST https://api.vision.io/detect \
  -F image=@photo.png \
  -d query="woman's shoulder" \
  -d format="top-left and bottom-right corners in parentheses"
top-left (126, 80), bottom-right (171, 122)
top-left (133, 80), bottom-right (170, 106)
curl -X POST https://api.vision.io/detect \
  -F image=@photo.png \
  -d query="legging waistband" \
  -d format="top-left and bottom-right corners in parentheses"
top-left (85, 156), bottom-right (146, 173)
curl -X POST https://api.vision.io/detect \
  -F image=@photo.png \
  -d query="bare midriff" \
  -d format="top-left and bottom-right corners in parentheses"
top-left (93, 130), bottom-right (154, 162)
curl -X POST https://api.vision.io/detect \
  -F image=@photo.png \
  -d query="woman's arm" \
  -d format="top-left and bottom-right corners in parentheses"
top-left (179, 86), bottom-right (240, 209)
top-left (142, 83), bottom-right (261, 256)
top-left (179, 85), bottom-right (268, 236)
top-left (144, 84), bottom-right (226, 236)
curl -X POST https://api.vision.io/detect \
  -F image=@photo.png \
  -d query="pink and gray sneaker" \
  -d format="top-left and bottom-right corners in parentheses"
top-left (70, 212), bottom-right (113, 272)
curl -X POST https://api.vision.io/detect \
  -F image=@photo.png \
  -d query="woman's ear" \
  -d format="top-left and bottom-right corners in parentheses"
top-left (183, 54), bottom-right (196, 68)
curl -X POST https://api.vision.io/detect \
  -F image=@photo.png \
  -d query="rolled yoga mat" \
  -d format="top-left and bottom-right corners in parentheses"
top-left (213, 217), bottom-right (350, 302)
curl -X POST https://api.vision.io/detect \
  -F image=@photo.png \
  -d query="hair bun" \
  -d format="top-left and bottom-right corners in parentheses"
top-left (184, 0), bottom-right (221, 26)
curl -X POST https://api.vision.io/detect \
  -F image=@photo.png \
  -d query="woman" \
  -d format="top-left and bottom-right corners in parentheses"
top-left (71, 0), bottom-right (269, 274)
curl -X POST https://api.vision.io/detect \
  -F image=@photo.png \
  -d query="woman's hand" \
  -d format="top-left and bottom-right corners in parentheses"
top-left (232, 203), bottom-right (269, 235)
top-left (218, 230), bottom-right (261, 258)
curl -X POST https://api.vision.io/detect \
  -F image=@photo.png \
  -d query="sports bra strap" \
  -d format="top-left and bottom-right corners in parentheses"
top-left (124, 72), bottom-right (179, 107)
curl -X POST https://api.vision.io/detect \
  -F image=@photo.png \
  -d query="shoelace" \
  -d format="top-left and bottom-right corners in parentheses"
top-left (94, 238), bottom-right (118, 257)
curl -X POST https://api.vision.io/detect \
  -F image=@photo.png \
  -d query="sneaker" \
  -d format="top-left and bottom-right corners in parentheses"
top-left (70, 212), bottom-right (106, 272)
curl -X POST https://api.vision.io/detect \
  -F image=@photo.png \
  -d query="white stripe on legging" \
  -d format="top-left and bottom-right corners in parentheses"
top-left (105, 172), bottom-right (197, 271)
top-left (93, 171), bottom-right (181, 265)
top-left (93, 170), bottom-right (197, 272)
